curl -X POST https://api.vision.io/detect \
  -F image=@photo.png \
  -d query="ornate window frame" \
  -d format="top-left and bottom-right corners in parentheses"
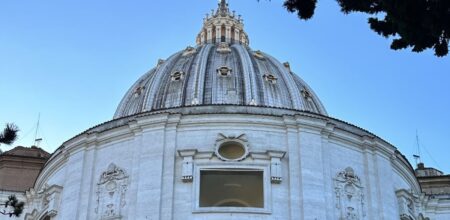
top-left (192, 163), bottom-right (272, 214)
top-left (263, 73), bottom-right (277, 84)
top-left (214, 133), bottom-right (248, 161)
top-left (170, 71), bottom-right (185, 81)
top-left (178, 133), bottom-right (285, 214)
top-left (216, 66), bottom-right (232, 77)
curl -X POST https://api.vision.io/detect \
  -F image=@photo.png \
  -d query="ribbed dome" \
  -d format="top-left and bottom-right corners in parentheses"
top-left (113, 1), bottom-right (327, 119)
top-left (114, 43), bottom-right (327, 119)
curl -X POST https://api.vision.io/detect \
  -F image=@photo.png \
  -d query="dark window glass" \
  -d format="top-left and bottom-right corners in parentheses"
top-left (199, 170), bottom-right (264, 208)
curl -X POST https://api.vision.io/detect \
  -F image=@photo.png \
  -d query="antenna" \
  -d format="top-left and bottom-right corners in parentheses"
top-left (415, 130), bottom-right (422, 162)
top-left (33, 113), bottom-right (42, 147)
top-left (413, 129), bottom-right (423, 168)
top-left (413, 154), bottom-right (420, 167)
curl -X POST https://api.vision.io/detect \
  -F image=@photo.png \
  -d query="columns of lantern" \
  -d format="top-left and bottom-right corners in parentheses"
top-left (206, 27), bottom-right (213, 44)
top-left (225, 25), bottom-right (231, 43)
top-left (215, 26), bottom-right (221, 43)
top-left (234, 29), bottom-right (240, 44)
top-left (197, 22), bottom-right (247, 45)
top-left (200, 30), bottom-right (205, 44)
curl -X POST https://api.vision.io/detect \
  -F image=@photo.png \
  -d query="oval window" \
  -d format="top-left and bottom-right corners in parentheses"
top-left (217, 141), bottom-right (246, 160)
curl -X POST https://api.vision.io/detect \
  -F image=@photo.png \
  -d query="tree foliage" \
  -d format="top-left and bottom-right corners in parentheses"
top-left (0, 195), bottom-right (25, 217)
top-left (282, 0), bottom-right (450, 57)
top-left (0, 125), bottom-right (23, 218)
top-left (0, 123), bottom-right (19, 145)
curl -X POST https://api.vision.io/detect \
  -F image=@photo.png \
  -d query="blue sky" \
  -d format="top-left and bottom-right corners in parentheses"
top-left (0, 0), bottom-right (449, 173)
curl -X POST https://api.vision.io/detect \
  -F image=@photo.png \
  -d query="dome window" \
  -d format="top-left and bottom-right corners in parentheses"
top-left (217, 66), bottom-right (232, 77)
top-left (253, 50), bottom-right (265, 59)
top-left (301, 89), bottom-right (311, 99)
top-left (133, 86), bottom-right (145, 97)
top-left (170, 71), bottom-right (185, 81)
top-left (283, 62), bottom-right (291, 72)
top-left (263, 73), bottom-right (277, 84)
top-left (182, 46), bottom-right (196, 56)
top-left (157, 59), bottom-right (165, 67)
top-left (216, 141), bottom-right (247, 161)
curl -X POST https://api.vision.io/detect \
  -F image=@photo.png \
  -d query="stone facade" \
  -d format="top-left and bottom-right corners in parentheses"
top-left (18, 106), bottom-right (439, 219)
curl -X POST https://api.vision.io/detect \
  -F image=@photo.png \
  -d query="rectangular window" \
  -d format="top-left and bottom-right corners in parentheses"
top-left (199, 170), bottom-right (264, 208)
top-left (193, 166), bottom-right (271, 214)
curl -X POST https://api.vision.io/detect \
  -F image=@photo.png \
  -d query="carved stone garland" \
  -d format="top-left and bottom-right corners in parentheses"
top-left (334, 167), bottom-right (366, 220)
top-left (96, 163), bottom-right (128, 220)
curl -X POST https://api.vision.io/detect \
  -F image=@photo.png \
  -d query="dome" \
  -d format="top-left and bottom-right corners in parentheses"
top-left (114, 1), bottom-right (327, 119)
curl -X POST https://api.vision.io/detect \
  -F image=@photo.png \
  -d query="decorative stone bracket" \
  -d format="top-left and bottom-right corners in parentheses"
top-left (267, 151), bottom-right (285, 184)
top-left (178, 149), bottom-right (197, 182)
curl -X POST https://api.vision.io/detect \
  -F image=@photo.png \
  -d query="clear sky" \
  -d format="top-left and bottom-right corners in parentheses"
top-left (1, 0), bottom-right (449, 173)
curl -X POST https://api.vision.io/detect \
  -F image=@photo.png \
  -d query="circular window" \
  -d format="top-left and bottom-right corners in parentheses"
top-left (217, 141), bottom-right (247, 161)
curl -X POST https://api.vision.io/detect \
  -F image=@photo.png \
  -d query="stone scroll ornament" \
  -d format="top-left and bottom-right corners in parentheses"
top-left (96, 163), bottom-right (128, 220)
top-left (334, 167), bottom-right (366, 220)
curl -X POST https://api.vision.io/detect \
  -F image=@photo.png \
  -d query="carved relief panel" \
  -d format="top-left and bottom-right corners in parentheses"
top-left (334, 167), bottom-right (366, 220)
top-left (96, 163), bottom-right (128, 220)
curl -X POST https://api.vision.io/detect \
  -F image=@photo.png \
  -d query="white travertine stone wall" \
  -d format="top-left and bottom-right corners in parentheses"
top-left (298, 125), bottom-right (327, 219)
top-left (21, 107), bottom-right (446, 220)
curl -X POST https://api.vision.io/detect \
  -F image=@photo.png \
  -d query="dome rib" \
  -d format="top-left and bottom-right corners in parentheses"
top-left (191, 44), bottom-right (213, 105)
top-left (233, 44), bottom-right (258, 105)
top-left (143, 52), bottom-right (182, 111)
top-left (264, 52), bottom-right (304, 109)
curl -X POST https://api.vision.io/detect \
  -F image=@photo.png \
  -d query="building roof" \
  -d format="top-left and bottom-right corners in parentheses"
top-left (0, 146), bottom-right (50, 192)
top-left (1, 146), bottom-right (50, 159)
